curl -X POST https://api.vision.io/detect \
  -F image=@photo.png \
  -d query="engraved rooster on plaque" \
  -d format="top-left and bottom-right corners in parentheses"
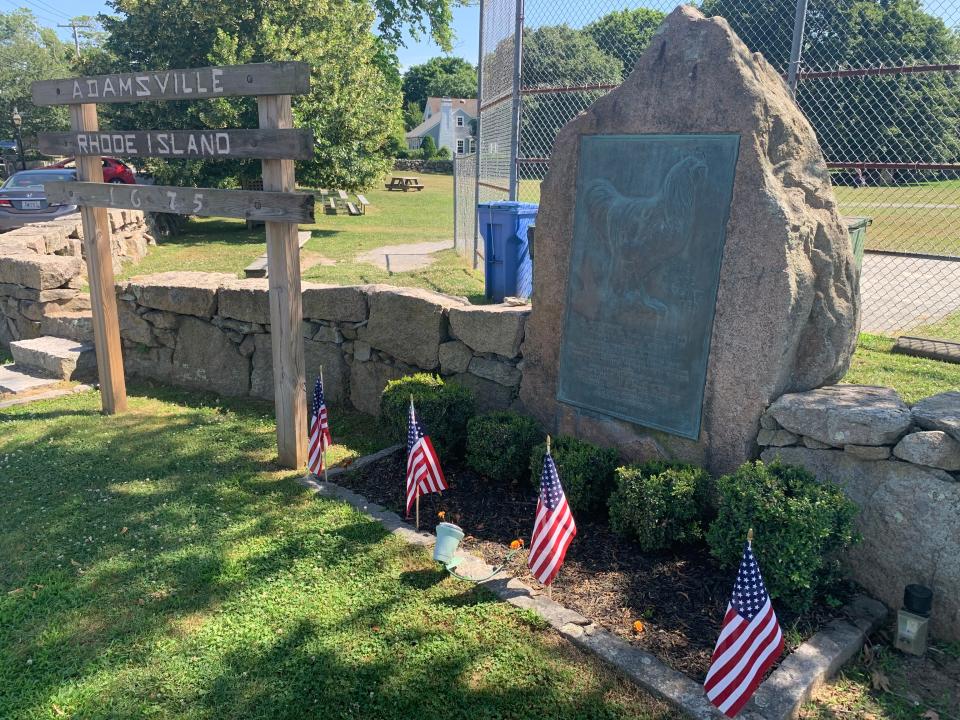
top-left (575, 154), bottom-right (708, 319)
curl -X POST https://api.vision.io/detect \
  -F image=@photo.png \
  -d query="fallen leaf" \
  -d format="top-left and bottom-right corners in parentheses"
top-left (52, 705), bottom-right (66, 717)
top-left (921, 710), bottom-right (940, 720)
top-left (120, 527), bottom-right (128, 534)
top-left (7, 588), bottom-right (23, 596)
top-left (70, 559), bottom-right (81, 567)
top-left (870, 669), bottom-right (891, 693)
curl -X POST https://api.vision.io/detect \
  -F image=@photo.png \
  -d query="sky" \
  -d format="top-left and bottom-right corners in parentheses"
top-left (13, 0), bottom-right (481, 70)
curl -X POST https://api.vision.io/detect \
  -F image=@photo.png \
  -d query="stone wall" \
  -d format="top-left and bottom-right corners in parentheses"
top-left (114, 272), bottom-right (528, 414)
top-left (758, 386), bottom-right (960, 640)
top-left (0, 210), bottom-right (153, 347)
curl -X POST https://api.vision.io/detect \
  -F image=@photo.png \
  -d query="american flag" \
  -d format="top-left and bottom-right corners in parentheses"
top-left (307, 375), bottom-right (332, 476)
top-left (704, 540), bottom-right (784, 717)
top-left (527, 449), bottom-right (576, 586)
top-left (405, 399), bottom-right (446, 515)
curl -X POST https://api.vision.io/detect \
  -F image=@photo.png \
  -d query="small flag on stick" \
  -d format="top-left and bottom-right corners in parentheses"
top-left (406, 397), bottom-right (447, 522)
top-left (704, 529), bottom-right (784, 718)
top-left (308, 372), bottom-right (332, 478)
top-left (527, 436), bottom-right (576, 587)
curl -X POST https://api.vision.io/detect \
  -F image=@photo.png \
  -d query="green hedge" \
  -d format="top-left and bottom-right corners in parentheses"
top-left (381, 374), bottom-right (475, 461)
top-left (706, 460), bottom-right (859, 614)
top-left (608, 460), bottom-right (712, 552)
top-left (466, 411), bottom-right (542, 484)
top-left (528, 436), bottom-right (619, 517)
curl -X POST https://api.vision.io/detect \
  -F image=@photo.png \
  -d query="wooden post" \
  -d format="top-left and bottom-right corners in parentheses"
top-left (69, 103), bottom-right (127, 414)
top-left (259, 94), bottom-right (307, 469)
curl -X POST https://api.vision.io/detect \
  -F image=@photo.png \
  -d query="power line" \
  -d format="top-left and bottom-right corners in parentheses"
top-left (25, 0), bottom-right (73, 19)
top-left (1, 0), bottom-right (62, 25)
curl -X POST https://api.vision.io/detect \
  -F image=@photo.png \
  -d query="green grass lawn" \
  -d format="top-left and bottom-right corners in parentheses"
top-left (841, 333), bottom-right (960, 404)
top-left (0, 385), bottom-right (670, 720)
top-left (121, 174), bottom-right (486, 301)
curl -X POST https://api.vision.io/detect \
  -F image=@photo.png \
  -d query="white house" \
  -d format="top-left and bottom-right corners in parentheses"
top-left (405, 97), bottom-right (478, 156)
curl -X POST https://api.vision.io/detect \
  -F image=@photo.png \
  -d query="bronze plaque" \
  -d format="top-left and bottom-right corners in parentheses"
top-left (557, 134), bottom-right (740, 439)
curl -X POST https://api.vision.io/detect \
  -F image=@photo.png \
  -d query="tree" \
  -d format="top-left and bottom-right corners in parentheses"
top-left (0, 10), bottom-right (73, 148)
top-left (702, 0), bottom-right (960, 167)
top-left (401, 56), bottom-right (476, 115)
top-left (584, 8), bottom-right (666, 79)
top-left (519, 26), bottom-right (623, 159)
top-left (420, 134), bottom-right (437, 159)
top-left (95, 0), bottom-right (417, 191)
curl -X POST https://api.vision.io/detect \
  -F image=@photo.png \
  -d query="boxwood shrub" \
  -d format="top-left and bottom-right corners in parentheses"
top-left (528, 436), bottom-right (619, 517)
top-left (466, 411), bottom-right (542, 484)
top-left (608, 460), bottom-right (712, 552)
top-left (381, 374), bottom-right (475, 461)
top-left (706, 460), bottom-right (859, 614)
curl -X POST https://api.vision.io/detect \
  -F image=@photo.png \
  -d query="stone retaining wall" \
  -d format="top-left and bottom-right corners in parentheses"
top-left (758, 386), bottom-right (960, 640)
top-left (0, 210), bottom-right (152, 347)
top-left (115, 272), bottom-right (528, 415)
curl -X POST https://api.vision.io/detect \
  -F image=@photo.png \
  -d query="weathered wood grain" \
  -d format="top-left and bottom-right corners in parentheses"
top-left (46, 181), bottom-right (315, 224)
top-left (32, 62), bottom-right (310, 106)
top-left (259, 93), bottom-right (308, 469)
top-left (38, 128), bottom-right (314, 160)
top-left (69, 104), bottom-right (127, 414)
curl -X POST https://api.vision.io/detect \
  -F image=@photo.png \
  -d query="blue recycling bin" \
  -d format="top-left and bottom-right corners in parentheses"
top-left (478, 201), bottom-right (538, 302)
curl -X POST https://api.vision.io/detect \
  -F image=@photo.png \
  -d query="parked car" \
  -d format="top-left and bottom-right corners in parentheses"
top-left (47, 156), bottom-right (136, 184)
top-left (0, 168), bottom-right (79, 231)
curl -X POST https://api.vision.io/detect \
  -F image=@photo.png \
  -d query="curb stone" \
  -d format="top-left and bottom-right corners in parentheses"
top-left (298, 455), bottom-right (887, 720)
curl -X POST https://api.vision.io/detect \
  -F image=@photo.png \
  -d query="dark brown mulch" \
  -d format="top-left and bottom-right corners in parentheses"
top-left (335, 451), bottom-right (850, 680)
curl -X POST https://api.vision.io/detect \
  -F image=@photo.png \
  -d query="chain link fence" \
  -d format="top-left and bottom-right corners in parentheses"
top-left (457, 0), bottom-right (960, 341)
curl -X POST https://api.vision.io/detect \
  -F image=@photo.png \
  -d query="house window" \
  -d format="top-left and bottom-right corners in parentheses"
top-left (469, 138), bottom-right (476, 153)
top-left (456, 115), bottom-right (464, 127)
top-left (456, 139), bottom-right (465, 154)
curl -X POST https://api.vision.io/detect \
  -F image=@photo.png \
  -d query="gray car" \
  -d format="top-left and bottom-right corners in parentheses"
top-left (0, 168), bottom-right (79, 231)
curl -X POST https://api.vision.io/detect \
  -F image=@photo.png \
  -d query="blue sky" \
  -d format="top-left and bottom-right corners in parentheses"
top-left (17, 0), bottom-right (481, 70)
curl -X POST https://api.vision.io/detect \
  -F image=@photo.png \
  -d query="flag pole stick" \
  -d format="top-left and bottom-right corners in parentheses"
top-left (416, 494), bottom-right (420, 531)
top-left (321, 365), bottom-right (329, 483)
top-left (546, 434), bottom-right (551, 454)
top-left (747, 527), bottom-right (754, 545)
top-left (546, 435), bottom-right (553, 599)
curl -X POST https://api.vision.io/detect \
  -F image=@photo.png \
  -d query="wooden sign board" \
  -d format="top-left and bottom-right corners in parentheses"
top-left (32, 62), bottom-right (310, 106)
top-left (38, 128), bottom-right (314, 160)
top-left (46, 181), bottom-right (315, 224)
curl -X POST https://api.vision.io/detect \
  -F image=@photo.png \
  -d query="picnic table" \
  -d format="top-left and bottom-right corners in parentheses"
top-left (385, 176), bottom-right (424, 192)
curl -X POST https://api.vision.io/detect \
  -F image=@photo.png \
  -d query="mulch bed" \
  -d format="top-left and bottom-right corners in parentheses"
top-left (335, 450), bottom-right (851, 680)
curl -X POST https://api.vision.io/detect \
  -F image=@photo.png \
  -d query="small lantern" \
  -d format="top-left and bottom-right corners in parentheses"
top-left (895, 584), bottom-right (933, 656)
top-left (11, 107), bottom-right (21, 128)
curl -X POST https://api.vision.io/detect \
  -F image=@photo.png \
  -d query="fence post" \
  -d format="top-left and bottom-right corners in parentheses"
top-left (508, 0), bottom-right (524, 201)
top-left (473, 0), bottom-right (486, 269)
top-left (786, 0), bottom-right (810, 95)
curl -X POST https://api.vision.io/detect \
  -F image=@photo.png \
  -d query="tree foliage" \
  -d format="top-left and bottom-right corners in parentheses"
top-left (0, 10), bottom-right (73, 147)
top-left (702, 0), bottom-right (960, 166)
top-left (92, 0), bottom-right (404, 191)
top-left (401, 55), bottom-right (476, 123)
top-left (519, 25), bottom-right (622, 158)
top-left (584, 8), bottom-right (665, 79)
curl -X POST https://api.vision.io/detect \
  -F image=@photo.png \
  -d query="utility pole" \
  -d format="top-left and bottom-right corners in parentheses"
top-left (58, 22), bottom-right (93, 59)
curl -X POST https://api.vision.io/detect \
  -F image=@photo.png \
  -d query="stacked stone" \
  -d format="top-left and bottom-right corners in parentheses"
top-left (758, 386), bottom-right (960, 641)
top-left (0, 254), bottom-right (86, 346)
top-left (0, 210), bottom-right (154, 348)
top-left (758, 385), bottom-right (960, 474)
top-left (115, 272), bottom-right (529, 413)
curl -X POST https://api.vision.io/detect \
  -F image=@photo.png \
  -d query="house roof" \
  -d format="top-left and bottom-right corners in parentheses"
top-left (405, 113), bottom-right (440, 139)
top-left (424, 97), bottom-right (478, 117)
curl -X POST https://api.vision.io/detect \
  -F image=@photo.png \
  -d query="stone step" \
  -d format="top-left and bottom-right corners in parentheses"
top-left (0, 364), bottom-right (62, 395)
top-left (9, 336), bottom-right (97, 381)
top-left (40, 311), bottom-right (94, 343)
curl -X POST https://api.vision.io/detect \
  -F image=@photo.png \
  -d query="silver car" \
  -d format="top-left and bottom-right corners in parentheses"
top-left (0, 168), bottom-right (79, 231)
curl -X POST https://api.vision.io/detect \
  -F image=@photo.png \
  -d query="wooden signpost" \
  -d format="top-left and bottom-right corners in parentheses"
top-left (32, 61), bottom-right (314, 469)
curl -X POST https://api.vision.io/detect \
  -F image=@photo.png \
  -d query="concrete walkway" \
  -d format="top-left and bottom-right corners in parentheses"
top-left (861, 252), bottom-right (960, 334)
top-left (357, 240), bottom-right (453, 273)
